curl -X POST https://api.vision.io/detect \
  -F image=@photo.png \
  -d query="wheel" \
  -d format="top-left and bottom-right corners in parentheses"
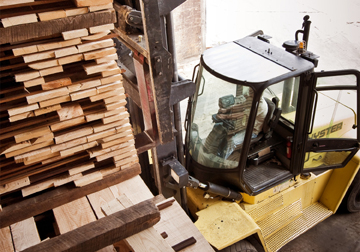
top-left (342, 170), bottom-right (360, 212)
top-left (220, 240), bottom-right (258, 252)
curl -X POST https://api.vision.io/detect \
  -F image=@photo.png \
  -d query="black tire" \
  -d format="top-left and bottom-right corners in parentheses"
top-left (220, 240), bottom-right (258, 252)
top-left (342, 170), bottom-right (360, 213)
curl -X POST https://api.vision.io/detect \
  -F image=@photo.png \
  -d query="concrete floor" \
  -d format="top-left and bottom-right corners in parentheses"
top-left (177, 1), bottom-right (360, 251)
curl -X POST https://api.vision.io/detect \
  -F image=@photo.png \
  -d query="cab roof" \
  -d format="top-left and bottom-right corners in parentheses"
top-left (201, 36), bottom-right (314, 85)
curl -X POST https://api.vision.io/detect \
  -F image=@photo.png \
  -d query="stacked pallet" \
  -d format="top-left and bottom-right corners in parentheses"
top-left (0, 0), bottom-right (139, 201)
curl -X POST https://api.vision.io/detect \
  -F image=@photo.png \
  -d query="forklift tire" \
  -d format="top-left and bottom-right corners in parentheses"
top-left (220, 240), bottom-right (258, 252)
top-left (342, 170), bottom-right (360, 213)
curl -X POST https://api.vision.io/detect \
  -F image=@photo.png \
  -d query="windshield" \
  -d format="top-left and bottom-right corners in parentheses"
top-left (189, 66), bottom-right (255, 169)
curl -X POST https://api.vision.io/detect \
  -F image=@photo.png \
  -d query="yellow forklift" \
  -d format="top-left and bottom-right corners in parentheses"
top-left (113, 2), bottom-right (360, 251)
top-left (179, 16), bottom-right (360, 251)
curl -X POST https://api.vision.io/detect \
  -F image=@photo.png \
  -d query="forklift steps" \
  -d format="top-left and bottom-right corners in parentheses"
top-left (256, 201), bottom-right (332, 252)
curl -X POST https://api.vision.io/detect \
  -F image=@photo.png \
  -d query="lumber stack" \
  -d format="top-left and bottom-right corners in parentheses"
top-left (0, 0), bottom-right (139, 200)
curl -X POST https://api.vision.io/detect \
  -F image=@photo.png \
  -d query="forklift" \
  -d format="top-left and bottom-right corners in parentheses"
top-left (113, 1), bottom-right (360, 251)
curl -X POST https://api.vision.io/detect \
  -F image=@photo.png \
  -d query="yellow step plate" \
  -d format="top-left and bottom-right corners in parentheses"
top-left (264, 202), bottom-right (332, 252)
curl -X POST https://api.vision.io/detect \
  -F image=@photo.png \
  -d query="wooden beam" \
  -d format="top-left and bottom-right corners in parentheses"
top-left (88, 3), bottom-right (113, 12)
top-left (76, 38), bottom-right (114, 53)
top-left (65, 7), bottom-right (88, 17)
top-left (22, 198), bottom-right (159, 252)
top-left (38, 10), bottom-right (66, 21)
top-left (0, 9), bottom-right (116, 44)
top-left (0, 164), bottom-right (141, 228)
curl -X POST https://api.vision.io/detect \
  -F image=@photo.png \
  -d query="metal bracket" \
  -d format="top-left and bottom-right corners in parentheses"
top-left (161, 156), bottom-right (189, 188)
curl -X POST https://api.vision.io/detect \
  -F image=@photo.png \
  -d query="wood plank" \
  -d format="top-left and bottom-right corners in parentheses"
top-left (26, 87), bottom-right (69, 104)
top-left (8, 103), bottom-right (39, 117)
top-left (24, 77), bottom-right (45, 88)
top-left (53, 173), bottom-right (83, 187)
top-left (67, 78), bottom-right (101, 93)
top-left (113, 149), bottom-right (137, 162)
top-left (0, 9), bottom-right (116, 45)
top-left (65, 7), bottom-right (88, 16)
top-left (72, 0), bottom-right (113, 7)
top-left (54, 46), bottom-right (79, 58)
top-left (101, 195), bottom-right (173, 252)
top-left (42, 77), bottom-right (72, 90)
top-left (10, 218), bottom-right (41, 252)
top-left (101, 67), bottom-right (121, 77)
top-left (0, 0), bottom-right (33, 7)
top-left (53, 197), bottom-right (97, 233)
top-left (100, 73), bottom-right (122, 85)
top-left (59, 140), bottom-right (97, 156)
top-left (28, 58), bottom-right (59, 70)
top-left (88, 3), bottom-right (113, 12)
top-left (83, 60), bottom-right (117, 75)
top-left (0, 164), bottom-right (141, 228)
top-left (39, 94), bottom-right (70, 107)
top-left (15, 146), bottom-right (52, 163)
top-left (86, 128), bottom-right (116, 142)
top-left (81, 31), bottom-right (110, 41)
top-left (12, 45), bottom-right (38, 56)
top-left (0, 227), bottom-right (14, 252)
top-left (96, 141), bottom-right (135, 162)
top-left (114, 155), bottom-right (138, 168)
top-left (39, 65), bottom-right (63, 76)
top-left (0, 177), bottom-right (30, 195)
top-left (70, 87), bottom-right (97, 101)
top-left (74, 171), bottom-right (103, 187)
top-left (22, 198), bottom-right (159, 252)
top-left (89, 23), bottom-right (114, 34)
top-left (97, 81), bottom-right (122, 93)
top-left (1, 141), bottom-right (31, 155)
top-left (77, 38), bottom-right (114, 53)
top-left (14, 70), bottom-right (40, 82)
top-left (50, 116), bottom-right (86, 132)
top-left (9, 111), bottom-right (35, 122)
top-left (5, 139), bottom-right (54, 158)
top-left (34, 104), bottom-right (61, 116)
top-left (51, 136), bottom-right (87, 152)
top-left (37, 38), bottom-right (82, 52)
top-left (21, 178), bottom-right (55, 197)
top-left (62, 28), bottom-right (89, 41)
top-left (14, 126), bottom-right (51, 143)
top-left (90, 88), bottom-right (121, 102)
top-left (2, 14), bottom-right (38, 28)
top-left (68, 161), bottom-right (95, 176)
top-left (58, 53), bottom-right (83, 65)
top-left (83, 47), bottom-right (116, 60)
top-left (96, 53), bottom-right (117, 64)
top-left (23, 50), bottom-right (55, 63)
top-left (31, 133), bottom-right (54, 144)
top-left (55, 126), bottom-right (93, 144)
top-left (88, 137), bottom-right (133, 158)
top-left (38, 10), bottom-right (66, 21)
top-left (56, 103), bottom-right (83, 121)
top-left (92, 119), bottom-right (127, 133)
top-left (87, 187), bottom-right (116, 219)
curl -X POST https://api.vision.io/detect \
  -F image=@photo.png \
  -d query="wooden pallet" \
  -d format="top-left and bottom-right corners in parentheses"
top-left (0, 176), bottom-right (214, 252)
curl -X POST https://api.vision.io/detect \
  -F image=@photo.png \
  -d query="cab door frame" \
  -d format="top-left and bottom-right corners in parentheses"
top-left (302, 69), bottom-right (360, 173)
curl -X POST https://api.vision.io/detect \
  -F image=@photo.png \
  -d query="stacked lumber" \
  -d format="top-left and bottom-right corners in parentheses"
top-left (0, 0), bottom-right (139, 200)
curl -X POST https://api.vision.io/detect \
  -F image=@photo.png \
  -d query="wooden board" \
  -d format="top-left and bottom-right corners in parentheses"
top-left (38, 10), bottom-right (66, 21)
top-left (53, 197), bottom-right (97, 233)
top-left (0, 227), bottom-right (14, 252)
top-left (62, 28), bottom-right (88, 40)
top-left (89, 3), bottom-right (113, 12)
top-left (10, 217), bottom-right (41, 252)
top-left (89, 23), bottom-right (114, 34)
top-left (0, 9), bottom-right (116, 44)
top-left (2, 14), bottom-right (38, 28)
top-left (22, 198), bottom-right (159, 252)
top-left (71, 0), bottom-right (113, 8)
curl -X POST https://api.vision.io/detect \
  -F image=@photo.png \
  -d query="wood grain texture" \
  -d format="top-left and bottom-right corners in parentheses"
top-left (53, 197), bottom-right (97, 233)
top-left (0, 227), bottom-right (14, 252)
top-left (71, 0), bottom-right (113, 7)
top-left (22, 198), bottom-right (159, 252)
top-left (0, 9), bottom-right (116, 44)
top-left (2, 13), bottom-right (38, 28)
top-left (10, 217), bottom-right (41, 252)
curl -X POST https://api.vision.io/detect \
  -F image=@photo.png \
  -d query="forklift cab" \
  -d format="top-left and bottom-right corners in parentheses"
top-left (186, 36), bottom-right (360, 196)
